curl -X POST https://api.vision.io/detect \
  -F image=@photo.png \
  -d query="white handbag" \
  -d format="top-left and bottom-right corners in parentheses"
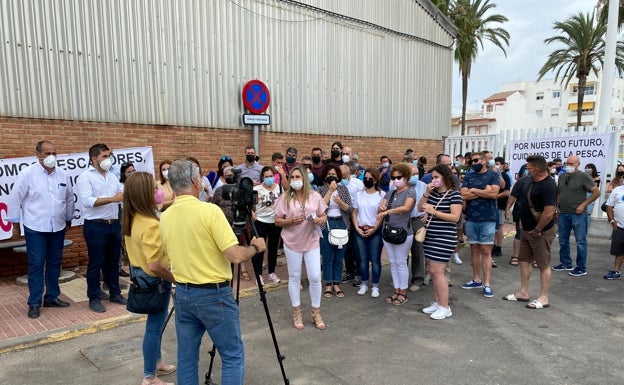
top-left (326, 218), bottom-right (349, 249)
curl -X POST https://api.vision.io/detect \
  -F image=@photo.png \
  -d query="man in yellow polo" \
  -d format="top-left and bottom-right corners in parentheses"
top-left (160, 159), bottom-right (265, 385)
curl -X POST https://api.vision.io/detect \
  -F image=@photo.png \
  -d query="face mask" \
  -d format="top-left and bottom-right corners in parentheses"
top-left (290, 180), bottom-right (303, 190)
top-left (154, 188), bottom-right (165, 205)
top-left (472, 163), bottom-right (483, 173)
top-left (393, 178), bottom-right (404, 188)
top-left (364, 178), bottom-right (375, 188)
top-left (100, 158), bottom-right (113, 171)
top-left (341, 178), bottom-right (349, 186)
top-left (556, 166), bottom-right (563, 173)
top-left (454, 161), bottom-right (461, 167)
top-left (245, 154), bottom-right (256, 163)
top-left (325, 176), bottom-right (338, 184)
top-left (523, 169), bottom-right (529, 176)
top-left (162, 169), bottom-right (169, 180)
top-left (353, 162), bottom-right (359, 170)
top-left (432, 179), bottom-right (442, 188)
top-left (308, 172), bottom-right (314, 182)
top-left (382, 162), bottom-right (389, 168)
top-left (264, 176), bottom-right (275, 187)
top-left (43, 155), bottom-right (56, 168)
top-left (331, 149), bottom-right (340, 159)
top-left (584, 168), bottom-right (592, 174)
top-left (413, 160), bottom-right (419, 166)
top-left (342, 155), bottom-right (350, 163)
top-left (550, 168), bottom-right (556, 174)
top-left (286, 156), bottom-right (296, 164)
top-left (488, 159), bottom-right (495, 167)
top-left (409, 175), bottom-right (419, 185)
top-left (565, 165), bottom-right (576, 174)
top-left (312, 155), bottom-right (321, 164)
top-left (225, 175), bottom-right (235, 184)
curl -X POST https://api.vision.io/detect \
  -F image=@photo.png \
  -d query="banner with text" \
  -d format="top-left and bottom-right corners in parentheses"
top-left (0, 146), bottom-right (154, 240)
top-left (508, 134), bottom-right (613, 179)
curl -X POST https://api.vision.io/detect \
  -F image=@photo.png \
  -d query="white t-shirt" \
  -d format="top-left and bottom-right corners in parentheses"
top-left (253, 184), bottom-right (282, 223)
top-left (607, 185), bottom-right (624, 228)
top-left (353, 190), bottom-right (384, 227)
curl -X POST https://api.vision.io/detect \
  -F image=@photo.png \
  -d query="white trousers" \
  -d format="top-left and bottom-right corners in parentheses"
top-left (284, 245), bottom-right (322, 308)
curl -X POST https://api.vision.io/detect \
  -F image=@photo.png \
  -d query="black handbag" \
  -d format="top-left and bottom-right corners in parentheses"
top-left (381, 190), bottom-right (410, 244)
top-left (126, 273), bottom-right (168, 314)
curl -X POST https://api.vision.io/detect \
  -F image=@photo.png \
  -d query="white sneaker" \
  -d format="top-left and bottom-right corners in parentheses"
top-left (371, 287), bottom-right (380, 298)
top-left (268, 273), bottom-right (281, 283)
top-left (453, 253), bottom-right (463, 265)
top-left (422, 302), bottom-right (439, 314)
top-left (430, 306), bottom-right (452, 320)
top-left (423, 273), bottom-right (431, 286)
top-left (357, 284), bottom-right (368, 296)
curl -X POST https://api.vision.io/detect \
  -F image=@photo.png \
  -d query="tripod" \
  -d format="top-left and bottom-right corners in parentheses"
top-left (202, 212), bottom-right (290, 385)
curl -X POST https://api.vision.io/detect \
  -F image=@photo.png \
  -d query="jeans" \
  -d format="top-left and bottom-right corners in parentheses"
top-left (558, 212), bottom-right (588, 270)
top-left (344, 223), bottom-right (360, 276)
top-left (83, 220), bottom-right (122, 300)
top-left (130, 267), bottom-right (172, 378)
top-left (320, 218), bottom-right (347, 284)
top-left (24, 226), bottom-right (66, 306)
top-left (354, 229), bottom-right (383, 285)
top-left (174, 284), bottom-right (244, 385)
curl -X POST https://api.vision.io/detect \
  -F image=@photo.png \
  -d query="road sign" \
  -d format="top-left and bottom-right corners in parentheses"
top-left (243, 114), bottom-right (270, 125)
top-left (242, 80), bottom-right (270, 114)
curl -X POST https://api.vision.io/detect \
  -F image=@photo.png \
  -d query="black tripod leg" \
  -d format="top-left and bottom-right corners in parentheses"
top-left (204, 344), bottom-right (217, 385)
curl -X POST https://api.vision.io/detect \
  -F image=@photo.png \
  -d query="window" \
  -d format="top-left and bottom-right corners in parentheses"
top-left (536, 109), bottom-right (543, 118)
top-left (571, 84), bottom-right (596, 96)
top-left (486, 104), bottom-right (493, 112)
top-left (536, 92), bottom-right (544, 100)
top-left (552, 90), bottom-right (560, 98)
top-left (551, 108), bottom-right (559, 117)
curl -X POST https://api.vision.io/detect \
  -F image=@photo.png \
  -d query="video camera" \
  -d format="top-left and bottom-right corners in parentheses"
top-left (221, 168), bottom-right (257, 226)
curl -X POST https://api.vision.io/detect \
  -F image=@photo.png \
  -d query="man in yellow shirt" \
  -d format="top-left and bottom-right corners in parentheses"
top-left (160, 159), bottom-right (265, 385)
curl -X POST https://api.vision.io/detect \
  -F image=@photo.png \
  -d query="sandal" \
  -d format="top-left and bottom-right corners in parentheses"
top-left (386, 291), bottom-right (399, 303)
top-left (310, 308), bottom-right (326, 330)
top-left (333, 285), bottom-right (345, 298)
top-left (293, 307), bottom-right (304, 330)
top-left (241, 271), bottom-right (251, 281)
top-left (492, 260), bottom-right (498, 268)
top-left (323, 286), bottom-right (333, 298)
top-left (393, 294), bottom-right (408, 306)
top-left (532, 261), bottom-right (539, 268)
top-left (509, 257), bottom-right (519, 266)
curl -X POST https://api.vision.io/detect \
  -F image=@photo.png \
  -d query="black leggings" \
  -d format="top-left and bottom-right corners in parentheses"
top-left (254, 220), bottom-right (282, 274)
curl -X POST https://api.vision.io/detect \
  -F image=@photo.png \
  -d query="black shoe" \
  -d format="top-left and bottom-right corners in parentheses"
top-left (43, 298), bottom-right (70, 308)
top-left (352, 276), bottom-right (362, 287)
top-left (110, 294), bottom-right (128, 305)
top-left (492, 246), bottom-right (502, 257)
top-left (89, 299), bottom-right (106, 313)
top-left (99, 288), bottom-right (110, 300)
top-left (28, 306), bottom-right (40, 319)
top-left (341, 274), bottom-right (354, 284)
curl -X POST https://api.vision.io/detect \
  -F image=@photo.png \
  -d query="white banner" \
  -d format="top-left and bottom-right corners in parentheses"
top-left (0, 146), bottom-right (154, 240)
top-left (508, 134), bottom-right (613, 180)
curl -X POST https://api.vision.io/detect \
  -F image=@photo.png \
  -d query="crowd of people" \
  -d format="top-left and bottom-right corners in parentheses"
top-left (9, 139), bottom-right (623, 385)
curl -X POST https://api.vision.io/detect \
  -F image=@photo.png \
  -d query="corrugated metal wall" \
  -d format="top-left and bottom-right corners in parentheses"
top-left (0, 0), bottom-right (455, 139)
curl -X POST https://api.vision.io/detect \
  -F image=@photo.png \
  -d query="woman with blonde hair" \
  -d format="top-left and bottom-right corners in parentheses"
top-left (122, 172), bottom-right (176, 385)
top-left (274, 166), bottom-right (328, 330)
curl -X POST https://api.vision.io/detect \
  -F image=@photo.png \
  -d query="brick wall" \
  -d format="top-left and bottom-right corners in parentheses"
top-left (0, 116), bottom-right (443, 277)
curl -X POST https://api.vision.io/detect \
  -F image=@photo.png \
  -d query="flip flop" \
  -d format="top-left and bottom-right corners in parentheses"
top-left (526, 299), bottom-right (550, 309)
top-left (502, 294), bottom-right (530, 302)
top-left (323, 290), bottom-right (332, 298)
top-left (509, 257), bottom-right (519, 266)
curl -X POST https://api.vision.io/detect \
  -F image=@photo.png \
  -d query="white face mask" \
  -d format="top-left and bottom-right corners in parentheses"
top-left (290, 180), bottom-right (304, 190)
top-left (162, 169), bottom-right (169, 180)
top-left (43, 155), bottom-right (56, 168)
top-left (342, 155), bottom-right (350, 163)
top-left (99, 158), bottom-right (113, 171)
top-left (565, 165), bottom-right (576, 174)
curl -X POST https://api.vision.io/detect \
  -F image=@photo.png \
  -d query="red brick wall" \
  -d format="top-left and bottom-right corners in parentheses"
top-left (0, 116), bottom-right (443, 277)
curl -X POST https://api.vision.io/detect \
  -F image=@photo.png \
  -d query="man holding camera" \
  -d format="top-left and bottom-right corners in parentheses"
top-left (160, 160), bottom-right (266, 385)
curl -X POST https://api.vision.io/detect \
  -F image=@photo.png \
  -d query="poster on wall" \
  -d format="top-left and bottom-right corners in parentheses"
top-left (508, 133), bottom-right (615, 180)
top-left (0, 146), bottom-right (154, 240)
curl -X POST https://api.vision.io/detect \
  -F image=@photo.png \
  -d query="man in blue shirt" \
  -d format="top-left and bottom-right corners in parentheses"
top-left (460, 152), bottom-right (500, 298)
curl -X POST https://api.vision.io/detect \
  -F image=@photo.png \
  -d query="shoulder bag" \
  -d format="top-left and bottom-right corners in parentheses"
top-left (327, 218), bottom-right (349, 249)
top-left (126, 269), bottom-right (168, 314)
top-left (415, 190), bottom-right (450, 243)
top-left (382, 190), bottom-right (410, 244)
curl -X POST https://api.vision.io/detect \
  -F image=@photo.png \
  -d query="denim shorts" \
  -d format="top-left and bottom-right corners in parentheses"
top-left (465, 221), bottom-right (496, 245)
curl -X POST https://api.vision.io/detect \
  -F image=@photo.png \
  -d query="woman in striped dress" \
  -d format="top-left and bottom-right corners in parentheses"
top-left (417, 164), bottom-right (463, 320)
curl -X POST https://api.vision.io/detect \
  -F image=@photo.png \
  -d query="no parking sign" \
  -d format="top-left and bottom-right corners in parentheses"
top-left (242, 80), bottom-right (271, 126)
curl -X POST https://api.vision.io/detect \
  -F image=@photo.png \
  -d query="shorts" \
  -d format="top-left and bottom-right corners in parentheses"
top-left (518, 226), bottom-right (556, 269)
top-left (610, 227), bottom-right (624, 256)
top-left (464, 221), bottom-right (496, 245)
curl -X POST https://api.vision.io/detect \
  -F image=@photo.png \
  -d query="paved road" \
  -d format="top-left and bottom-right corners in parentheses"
top-left (1, 235), bottom-right (623, 385)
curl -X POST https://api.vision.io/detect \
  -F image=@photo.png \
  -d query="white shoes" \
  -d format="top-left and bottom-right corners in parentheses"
top-left (371, 287), bottom-right (380, 298)
top-left (422, 302), bottom-right (439, 314)
top-left (430, 306), bottom-right (452, 320)
top-left (357, 284), bottom-right (368, 295)
top-left (268, 272), bottom-right (281, 283)
top-left (453, 252), bottom-right (463, 265)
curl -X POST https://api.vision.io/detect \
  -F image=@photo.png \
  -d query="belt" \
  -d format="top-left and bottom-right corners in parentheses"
top-left (327, 216), bottom-right (342, 220)
top-left (176, 281), bottom-right (230, 289)
top-left (86, 219), bottom-right (118, 224)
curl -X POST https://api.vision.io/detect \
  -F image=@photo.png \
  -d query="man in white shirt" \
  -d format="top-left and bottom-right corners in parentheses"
top-left (76, 143), bottom-right (125, 313)
top-left (8, 141), bottom-right (75, 319)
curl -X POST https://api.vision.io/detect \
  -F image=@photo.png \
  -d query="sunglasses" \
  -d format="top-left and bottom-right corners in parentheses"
top-left (221, 156), bottom-right (232, 161)
top-left (390, 175), bottom-right (403, 180)
top-left (471, 158), bottom-right (481, 164)
top-left (121, 162), bottom-right (133, 168)
top-left (302, 164), bottom-right (312, 169)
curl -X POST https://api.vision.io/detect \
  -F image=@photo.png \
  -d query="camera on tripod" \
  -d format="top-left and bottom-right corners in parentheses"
top-left (221, 168), bottom-right (258, 226)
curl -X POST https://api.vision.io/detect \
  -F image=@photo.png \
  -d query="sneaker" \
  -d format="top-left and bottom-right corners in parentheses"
top-left (430, 306), bottom-right (452, 320)
top-left (371, 287), bottom-right (380, 298)
top-left (491, 246), bottom-right (502, 257)
top-left (568, 267), bottom-right (587, 277)
top-left (453, 253), bottom-right (463, 265)
top-left (357, 284), bottom-right (368, 296)
top-left (423, 273), bottom-right (431, 286)
top-left (604, 270), bottom-right (621, 280)
top-left (89, 299), bottom-right (106, 313)
top-left (552, 263), bottom-right (573, 271)
top-left (422, 302), bottom-right (439, 314)
top-left (483, 285), bottom-right (494, 298)
top-left (110, 294), bottom-right (128, 305)
top-left (352, 276), bottom-right (362, 287)
top-left (341, 274), bottom-right (354, 284)
top-left (461, 280), bottom-right (483, 289)
top-left (268, 273), bottom-right (281, 283)
top-left (408, 283), bottom-right (421, 292)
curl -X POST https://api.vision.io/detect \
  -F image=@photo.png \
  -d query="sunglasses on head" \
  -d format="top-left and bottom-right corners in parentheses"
top-left (390, 175), bottom-right (403, 180)
top-left (121, 162), bottom-right (133, 168)
top-left (221, 156), bottom-right (232, 161)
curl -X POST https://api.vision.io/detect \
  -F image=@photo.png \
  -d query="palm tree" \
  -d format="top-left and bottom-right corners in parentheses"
top-left (434, 0), bottom-right (510, 136)
top-left (537, 12), bottom-right (624, 128)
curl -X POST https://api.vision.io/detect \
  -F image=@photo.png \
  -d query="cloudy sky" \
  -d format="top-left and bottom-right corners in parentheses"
top-left (451, 0), bottom-right (600, 114)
